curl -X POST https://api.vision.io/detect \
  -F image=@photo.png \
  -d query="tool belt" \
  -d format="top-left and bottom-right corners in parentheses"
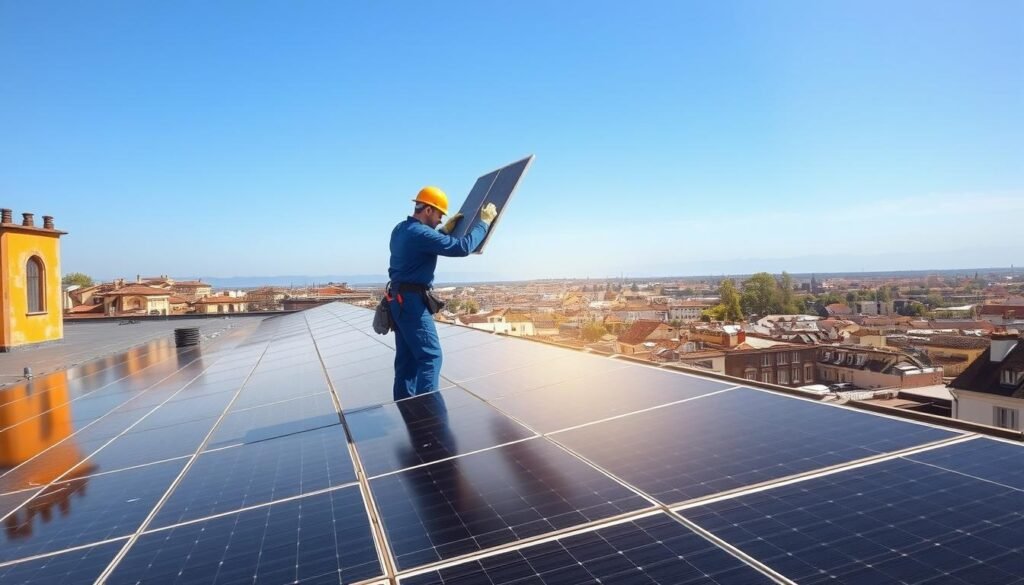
top-left (390, 282), bottom-right (446, 315)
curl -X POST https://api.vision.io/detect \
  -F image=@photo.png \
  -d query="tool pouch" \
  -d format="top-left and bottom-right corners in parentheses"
top-left (424, 290), bottom-right (446, 315)
top-left (372, 290), bottom-right (393, 335)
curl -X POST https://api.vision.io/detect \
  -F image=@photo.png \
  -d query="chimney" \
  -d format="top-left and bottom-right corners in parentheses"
top-left (1, 209), bottom-right (11, 224)
top-left (22, 213), bottom-right (34, 227)
top-left (43, 215), bottom-right (54, 229)
top-left (990, 330), bottom-right (1020, 363)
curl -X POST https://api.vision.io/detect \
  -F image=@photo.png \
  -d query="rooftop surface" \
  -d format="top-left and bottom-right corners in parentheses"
top-left (0, 316), bottom-right (267, 387)
top-left (0, 303), bottom-right (1021, 584)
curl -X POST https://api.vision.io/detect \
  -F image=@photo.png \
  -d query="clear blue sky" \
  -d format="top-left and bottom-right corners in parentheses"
top-left (2, 1), bottom-right (1022, 282)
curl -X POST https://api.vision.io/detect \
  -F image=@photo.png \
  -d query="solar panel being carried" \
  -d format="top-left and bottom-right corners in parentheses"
top-left (447, 155), bottom-right (533, 254)
top-left (0, 302), bottom-right (1019, 584)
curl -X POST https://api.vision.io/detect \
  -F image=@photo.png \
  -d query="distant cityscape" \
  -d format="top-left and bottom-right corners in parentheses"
top-left (57, 265), bottom-right (1024, 434)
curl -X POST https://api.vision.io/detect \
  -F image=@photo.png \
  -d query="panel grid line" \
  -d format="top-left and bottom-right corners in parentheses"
top-left (395, 510), bottom-right (665, 580)
top-left (672, 433), bottom-right (982, 512)
top-left (0, 537), bottom-right (129, 570)
top-left (93, 337), bottom-right (276, 584)
top-left (0, 332), bottom-right (253, 526)
top-left (303, 311), bottom-right (399, 585)
top-left (140, 480), bottom-right (361, 535)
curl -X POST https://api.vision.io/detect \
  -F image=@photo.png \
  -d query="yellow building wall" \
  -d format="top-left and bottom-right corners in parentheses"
top-left (1, 230), bottom-right (63, 349)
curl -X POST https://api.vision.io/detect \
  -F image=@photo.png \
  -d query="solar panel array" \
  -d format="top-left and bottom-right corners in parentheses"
top-left (0, 302), bottom-right (1020, 584)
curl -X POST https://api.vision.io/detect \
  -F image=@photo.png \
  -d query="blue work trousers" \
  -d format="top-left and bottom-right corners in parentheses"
top-left (389, 292), bottom-right (442, 401)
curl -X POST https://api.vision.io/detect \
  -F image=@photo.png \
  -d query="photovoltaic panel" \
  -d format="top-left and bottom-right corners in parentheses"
top-left (490, 365), bottom-right (735, 433)
top-left (370, 437), bottom-right (652, 570)
top-left (448, 156), bottom-right (534, 253)
top-left (129, 389), bottom-right (236, 430)
top-left (151, 424), bottom-right (355, 528)
top-left (440, 340), bottom-right (555, 383)
top-left (346, 388), bottom-right (534, 477)
top-left (447, 170), bottom-right (497, 241)
top-left (906, 437), bottom-right (1024, 490)
top-left (4, 301), bottom-right (1021, 584)
top-left (334, 367), bottom-right (455, 413)
top-left (456, 354), bottom-right (630, 402)
top-left (205, 391), bottom-right (339, 450)
top-left (229, 362), bottom-right (331, 409)
top-left (401, 513), bottom-right (772, 585)
top-left (106, 486), bottom-right (382, 584)
top-left (82, 416), bottom-right (217, 472)
top-left (555, 387), bottom-right (958, 505)
top-left (0, 458), bottom-right (185, 563)
top-left (680, 456), bottom-right (1024, 584)
top-left (434, 327), bottom-right (506, 351)
top-left (0, 540), bottom-right (124, 585)
top-left (0, 490), bottom-right (33, 519)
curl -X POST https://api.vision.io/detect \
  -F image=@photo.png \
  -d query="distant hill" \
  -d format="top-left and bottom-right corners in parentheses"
top-left (174, 272), bottom-right (504, 289)
top-left (173, 275), bottom-right (385, 289)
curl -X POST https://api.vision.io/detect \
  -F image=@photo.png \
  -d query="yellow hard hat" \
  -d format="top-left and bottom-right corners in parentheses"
top-left (412, 186), bottom-right (449, 216)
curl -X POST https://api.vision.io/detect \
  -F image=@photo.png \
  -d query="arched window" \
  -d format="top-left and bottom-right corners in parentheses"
top-left (27, 256), bottom-right (45, 313)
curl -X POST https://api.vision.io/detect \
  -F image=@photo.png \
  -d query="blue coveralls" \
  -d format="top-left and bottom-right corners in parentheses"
top-left (388, 216), bottom-right (488, 400)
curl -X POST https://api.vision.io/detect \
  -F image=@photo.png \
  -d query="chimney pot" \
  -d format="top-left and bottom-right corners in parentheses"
top-left (990, 330), bottom-right (1020, 363)
top-left (22, 213), bottom-right (34, 227)
top-left (43, 215), bottom-right (54, 229)
top-left (0, 209), bottom-right (11, 224)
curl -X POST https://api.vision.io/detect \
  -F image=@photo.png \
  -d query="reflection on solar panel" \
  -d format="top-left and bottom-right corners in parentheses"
top-left (1, 459), bottom-right (185, 562)
top-left (448, 156), bottom-right (534, 253)
top-left (371, 437), bottom-right (652, 570)
top-left (0, 302), bottom-right (1019, 584)
top-left (346, 388), bottom-right (535, 477)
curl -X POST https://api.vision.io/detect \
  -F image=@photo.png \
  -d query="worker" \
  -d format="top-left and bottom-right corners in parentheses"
top-left (388, 186), bottom-right (497, 400)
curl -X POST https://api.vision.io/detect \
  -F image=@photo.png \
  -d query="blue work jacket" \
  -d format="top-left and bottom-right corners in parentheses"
top-left (388, 216), bottom-right (488, 286)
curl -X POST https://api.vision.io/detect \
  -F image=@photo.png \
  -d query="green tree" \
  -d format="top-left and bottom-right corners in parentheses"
top-left (778, 272), bottom-right (801, 314)
top-left (630, 282), bottom-right (639, 293)
top-left (925, 293), bottom-right (946, 309)
top-left (582, 321), bottom-right (607, 342)
top-left (706, 279), bottom-right (744, 321)
top-left (876, 286), bottom-right (893, 303)
top-left (464, 299), bottom-right (479, 313)
top-left (741, 273), bottom-right (782, 316)
top-left (62, 272), bottom-right (94, 287)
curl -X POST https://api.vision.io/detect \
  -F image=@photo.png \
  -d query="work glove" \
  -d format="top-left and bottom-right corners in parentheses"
top-left (480, 202), bottom-right (498, 225)
top-left (439, 213), bottom-right (463, 235)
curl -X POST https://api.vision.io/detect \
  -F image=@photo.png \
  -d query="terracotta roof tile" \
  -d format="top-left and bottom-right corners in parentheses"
top-left (102, 285), bottom-right (172, 296)
top-left (618, 320), bottom-right (664, 345)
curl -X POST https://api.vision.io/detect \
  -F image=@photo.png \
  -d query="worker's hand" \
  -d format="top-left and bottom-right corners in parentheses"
top-left (439, 213), bottom-right (463, 235)
top-left (480, 202), bottom-right (498, 225)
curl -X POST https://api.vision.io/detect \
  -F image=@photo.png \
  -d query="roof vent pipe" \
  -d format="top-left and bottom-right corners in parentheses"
top-left (43, 216), bottom-right (54, 229)
top-left (1, 209), bottom-right (11, 224)
top-left (22, 213), bottom-right (34, 227)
